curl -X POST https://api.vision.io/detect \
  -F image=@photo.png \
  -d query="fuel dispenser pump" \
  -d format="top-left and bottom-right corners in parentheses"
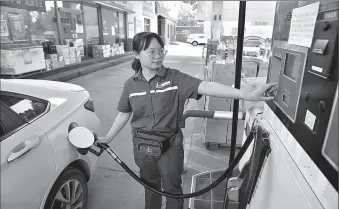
top-left (237, 1), bottom-right (338, 209)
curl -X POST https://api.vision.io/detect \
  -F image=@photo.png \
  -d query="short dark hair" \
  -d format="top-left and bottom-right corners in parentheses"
top-left (132, 32), bottom-right (165, 72)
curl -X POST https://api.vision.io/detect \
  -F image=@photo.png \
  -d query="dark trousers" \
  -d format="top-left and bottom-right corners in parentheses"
top-left (134, 133), bottom-right (184, 209)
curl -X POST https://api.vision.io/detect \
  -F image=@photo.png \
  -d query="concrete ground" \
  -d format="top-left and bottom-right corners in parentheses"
top-left (68, 42), bottom-right (231, 209)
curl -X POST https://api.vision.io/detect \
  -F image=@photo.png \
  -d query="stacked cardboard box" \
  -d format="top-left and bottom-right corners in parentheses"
top-left (91, 44), bottom-right (125, 58)
top-left (75, 48), bottom-right (81, 63)
top-left (119, 42), bottom-right (125, 54)
top-left (69, 47), bottom-right (77, 64)
top-left (110, 46), bottom-right (115, 56)
top-left (112, 44), bottom-right (120, 56)
top-left (103, 45), bottom-right (111, 57)
top-left (57, 55), bottom-right (65, 68)
top-left (92, 45), bottom-right (111, 58)
top-left (119, 46), bottom-right (125, 54)
top-left (111, 44), bottom-right (118, 56)
top-left (45, 54), bottom-right (58, 64)
top-left (45, 58), bottom-right (52, 71)
top-left (1, 50), bottom-right (15, 70)
top-left (45, 54), bottom-right (62, 70)
top-left (56, 45), bottom-right (71, 65)
top-left (92, 45), bottom-right (104, 58)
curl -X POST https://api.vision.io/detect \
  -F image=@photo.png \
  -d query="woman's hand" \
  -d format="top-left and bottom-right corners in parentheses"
top-left (94, 135), bottom-right (110, 146)
top-left (246, 82), bottom-right (278, 101)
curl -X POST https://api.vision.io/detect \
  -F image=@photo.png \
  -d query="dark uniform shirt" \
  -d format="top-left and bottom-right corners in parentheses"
top-left (117, 66), bottom-right (203, 133)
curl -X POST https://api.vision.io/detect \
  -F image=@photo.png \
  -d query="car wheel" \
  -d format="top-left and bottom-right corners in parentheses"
top-left (192, 41), bottom-right (198, 46)
top-left (44, 168), bottom-right (88, 209)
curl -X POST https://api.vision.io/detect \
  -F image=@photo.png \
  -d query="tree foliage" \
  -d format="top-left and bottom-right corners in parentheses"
top-left (182, 1), bottom-right (198, 9)
top-left (176, 1), bottom-right (198, 26)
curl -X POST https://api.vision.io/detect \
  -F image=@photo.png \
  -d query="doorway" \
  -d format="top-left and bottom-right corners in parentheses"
top-left (157, 15), bottom-right (165, 43)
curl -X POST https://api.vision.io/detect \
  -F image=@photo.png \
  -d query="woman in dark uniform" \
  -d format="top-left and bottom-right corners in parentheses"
top-left (98, 32), bottom-right (277, 209)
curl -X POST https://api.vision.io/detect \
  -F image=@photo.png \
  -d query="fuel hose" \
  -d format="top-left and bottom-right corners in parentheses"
top-left (95, 128), bottom-right (256, 199)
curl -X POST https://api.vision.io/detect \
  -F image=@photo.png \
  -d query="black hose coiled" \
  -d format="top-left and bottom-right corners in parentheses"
top-left (100, 128), bottom-right (256, 199)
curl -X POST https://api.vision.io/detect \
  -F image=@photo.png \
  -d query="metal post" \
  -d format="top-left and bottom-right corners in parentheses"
top-left (124, 12), bottom-right (128, 49)
top-left (54, 1), bottom-right (63, 45)
top-left (229, 1), bottom-right (246, 165)
top-left (80, 3), bottom-right (88, 57)
top-left (97, 4), bottom-right (104, 45)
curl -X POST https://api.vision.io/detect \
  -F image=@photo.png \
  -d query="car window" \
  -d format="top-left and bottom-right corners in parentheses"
top-left (0, 93), bottom-right (49, 123)
top-left (0, 103), bottom-right (26, 141)
top-left (0, 121), bottom-right (6, 138)
top-left (198, 36), bottom-right (205, 38)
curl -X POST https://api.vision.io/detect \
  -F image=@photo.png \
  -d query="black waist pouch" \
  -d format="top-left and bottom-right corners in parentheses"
top-left (133, 129), bottom-right (177, 157)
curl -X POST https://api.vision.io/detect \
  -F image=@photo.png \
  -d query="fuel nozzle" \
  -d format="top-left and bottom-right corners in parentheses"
top-left (68, 122), bottom-right (107, 157)
top-left (87, 142), bottom-right (107, 157)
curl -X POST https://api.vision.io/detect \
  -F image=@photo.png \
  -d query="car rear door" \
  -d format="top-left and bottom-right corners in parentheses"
top-left (0, 93), bottom-right (56, 209)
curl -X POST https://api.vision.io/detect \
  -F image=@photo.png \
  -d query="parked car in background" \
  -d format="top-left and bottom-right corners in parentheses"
top-left (0, 79), bottom-right (101, 209)
top-left (243, 36), bottom-right (265, 57)
top-left (187, 34), bottom-right (209, 46)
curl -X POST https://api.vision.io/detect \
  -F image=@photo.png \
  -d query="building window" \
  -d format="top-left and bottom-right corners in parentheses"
top-left (168, 24), bottom-right (170, 38)
top-left (83, 5), bottom-right (99, 45)
top-left (219, 15), bottom-right (221, 20)
top-left (57, 1), bottom-right (81, 10)
top-left (214, 15), bottom-right (217, 20)
top-left (0, 1), bottom-right (59, 45)
top-left (144, 18), bottom-right (150, 32)
top-left (102, 8), bottom-right (119, 45)
top-left (118, 12), bottom-right (126, 41)
top-left (82, 5), bottom-right (99, 57)
top-left (113, 12), bottom-right (119, 43)
top-left (29, 2), bottom-right (59, 44)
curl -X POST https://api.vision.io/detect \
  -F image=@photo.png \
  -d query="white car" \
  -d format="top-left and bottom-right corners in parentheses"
top-left (243, 36), bottom-right (264, 57)
top-left (187, 34), bottom-right (209, 46)
top-left (0, 79), bottom-right (101, 209)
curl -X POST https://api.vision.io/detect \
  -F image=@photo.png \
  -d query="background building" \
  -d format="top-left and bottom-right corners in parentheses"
top-left (197, 1), bottom-right (277, 40)
top-left (0, 1), bottom-right (133, 56)
top-left (155, 1), bottom-right (176, 44)
top-left (120, 1), bottom-right (178, 44)
top-left (128, 1), bottom-right (157, 36)
top-left (0, 1), bottom-right (177, 76)
top-left (0, 1), bottom-right (131, 76)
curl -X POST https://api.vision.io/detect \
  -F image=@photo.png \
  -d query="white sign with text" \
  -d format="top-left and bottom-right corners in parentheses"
top-left (288, 2), bottom-right (320, 48)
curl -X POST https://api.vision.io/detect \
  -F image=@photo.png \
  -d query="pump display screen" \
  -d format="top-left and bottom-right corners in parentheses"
top-left (284, 53), bottom-right (300, 81)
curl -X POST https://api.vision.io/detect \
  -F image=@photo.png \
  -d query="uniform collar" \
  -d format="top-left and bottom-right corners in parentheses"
top-left (133, 65), bottom-right (167, 81)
